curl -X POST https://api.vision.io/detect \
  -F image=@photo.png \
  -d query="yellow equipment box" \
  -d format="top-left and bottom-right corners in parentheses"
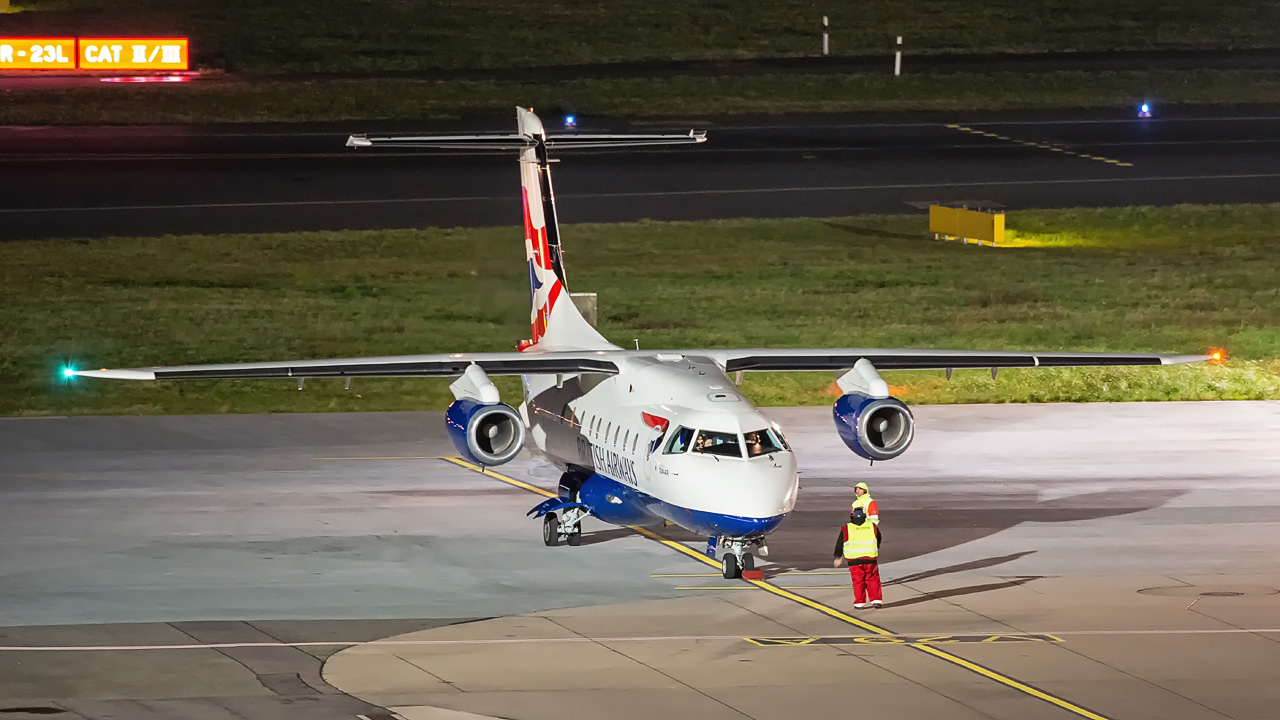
top-left (929, 205), bottom-right (1005, 246)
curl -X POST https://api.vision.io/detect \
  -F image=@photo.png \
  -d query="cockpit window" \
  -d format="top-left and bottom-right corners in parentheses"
top-left (664, 426), bottom-right (695, 454)
top-left (693, 430), bottom-right (743, 458)
top-left (744, 428), bottom-right (787, 457)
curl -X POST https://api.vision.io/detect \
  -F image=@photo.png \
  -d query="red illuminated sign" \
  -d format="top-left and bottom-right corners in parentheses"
top-left (0, 38), bottom-right (77, 70)
top-left (79, 38), bottom-right (188, 70)
top-left (0, 37), bottom-right (189, 71)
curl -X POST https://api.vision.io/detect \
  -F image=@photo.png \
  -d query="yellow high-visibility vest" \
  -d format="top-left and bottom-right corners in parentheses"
top-left (852, 494), bottom-right (880, 525)
top-left (842, 522), bottom-right (878, 560)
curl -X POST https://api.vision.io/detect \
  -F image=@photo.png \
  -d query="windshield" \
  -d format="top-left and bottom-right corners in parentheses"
top-left (664, 426), bottom-right (695, 454)
top-left (693, 430), bottom-right (742, 458)
top-left (743, 428), bottom-right (786, 457)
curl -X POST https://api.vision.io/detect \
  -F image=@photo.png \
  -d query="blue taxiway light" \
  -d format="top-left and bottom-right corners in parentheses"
top-left (564, 114), bottom-right (577, 128)
top-left (1139, 103), bottom-right (1151, 118)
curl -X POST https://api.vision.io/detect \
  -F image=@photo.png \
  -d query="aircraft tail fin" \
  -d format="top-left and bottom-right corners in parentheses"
top-left (346, 108), bottom-right (706, 352)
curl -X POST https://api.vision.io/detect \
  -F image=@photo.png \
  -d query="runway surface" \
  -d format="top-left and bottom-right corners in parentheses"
top-left (4, 106), bottom-right (1280, 241)
top-left (2, 401), bottom-right (1278, 719)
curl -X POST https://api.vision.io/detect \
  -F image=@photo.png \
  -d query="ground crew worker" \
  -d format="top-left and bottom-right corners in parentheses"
top-left (832, 506), bottom-right (882, 608)
top-left (851, 482), bottom-right (879, 527)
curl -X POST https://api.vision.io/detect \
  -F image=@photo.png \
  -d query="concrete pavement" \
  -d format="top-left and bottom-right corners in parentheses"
top-left (1, 401), bottom-right (1278, 719)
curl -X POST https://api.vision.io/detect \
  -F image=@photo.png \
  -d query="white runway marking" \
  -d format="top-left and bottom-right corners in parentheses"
top-left (3, 627), bottom-right (1277, 652)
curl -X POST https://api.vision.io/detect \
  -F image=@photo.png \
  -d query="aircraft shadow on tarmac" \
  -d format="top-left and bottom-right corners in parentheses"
top-left (654, 486), bottom-right (1187, 576)
top-left (883, 574), bottom-right (1047, 608)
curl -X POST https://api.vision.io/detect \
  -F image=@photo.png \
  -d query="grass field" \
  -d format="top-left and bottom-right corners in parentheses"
top-left (4, 204), bottom-right (1278, 417)
top-left (5, 0), bottom-right (1278, 73)
top-left (5, 70), bottom-right (1280, 125)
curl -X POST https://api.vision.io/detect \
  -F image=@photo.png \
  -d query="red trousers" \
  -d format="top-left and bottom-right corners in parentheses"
top-left (848, 561), bottom-right (882, 604)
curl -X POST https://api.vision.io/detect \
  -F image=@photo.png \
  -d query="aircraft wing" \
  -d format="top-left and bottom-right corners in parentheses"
top-left (71, 351), bottom-right (619, 381)
top-left (73, 346), bottom-right (1206, 382)
top-left (705, 348), bottom-right (1209, 372)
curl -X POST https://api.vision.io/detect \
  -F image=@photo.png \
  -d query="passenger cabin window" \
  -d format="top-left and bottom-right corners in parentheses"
top-left (613, 427), bottom-right (620, 445)
top-left (664, 426), bottom-right (695, 454)
top-left (605, 422), bottom-right (612, 441)
top-left (744, 428), bottom-right (787, 457)
top-left (623, 429), bottom-right (630, 448)
top-left (632, 433), bottom-right (639, 452)
top-left (693, 430), bottom-right (743, 458)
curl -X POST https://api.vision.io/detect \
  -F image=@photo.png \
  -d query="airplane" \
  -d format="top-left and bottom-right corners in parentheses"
top-left (71, 107), bottom-right (1209, 580)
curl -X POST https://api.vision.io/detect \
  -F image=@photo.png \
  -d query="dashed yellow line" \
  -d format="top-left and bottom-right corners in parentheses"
top-left (444, 458), bottom-right (1115, 720)
top-left (945, 123), bottom-right (1133, 168)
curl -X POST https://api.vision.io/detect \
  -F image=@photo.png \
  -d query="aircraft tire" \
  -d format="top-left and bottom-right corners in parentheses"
top-left (721, 553), bottom-right (741, 580)
top-left (543, 513), bottom-right (559, 547)
top-left (566, 526), bottom-right (582, 546)
top-left (741, 552), bottom-right (755, 572)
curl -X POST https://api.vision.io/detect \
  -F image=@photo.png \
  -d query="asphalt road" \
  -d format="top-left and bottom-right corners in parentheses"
top-left (2, 402), bottom-right (1278, 719)
top-left (3, 106), bottom-right (1280, 241)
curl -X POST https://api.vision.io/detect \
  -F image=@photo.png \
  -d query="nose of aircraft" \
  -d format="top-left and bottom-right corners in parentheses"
top-left (667, 451), bottom-right (798, 519)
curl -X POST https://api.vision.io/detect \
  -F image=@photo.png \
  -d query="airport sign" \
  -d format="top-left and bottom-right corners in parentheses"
top-left (0, 37), bottom-right (189, 70)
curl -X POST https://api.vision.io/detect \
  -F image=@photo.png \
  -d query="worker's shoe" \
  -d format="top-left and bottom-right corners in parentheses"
top-left (853, 603), bottom-right (868, 609)
top-left (871, 600), bottom-right (883, 608)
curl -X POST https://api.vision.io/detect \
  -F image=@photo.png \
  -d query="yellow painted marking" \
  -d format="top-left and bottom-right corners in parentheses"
top-left (913, 644), bottom-right (1110, 719)
top-left (746, 637), bottom-right (819, 647)
top-left (653, 570), bottom-right (850, 578)
top-left (442, 457), bottom-right (556, 498)
top-left (675, 585), bottom-right (852, 590)
top-left (448, 459), bottom-right (1115, 720)
top-left (746, 634), bottom-right (1062, 646)
top-left (945, 123), bottom-right (1131, 169)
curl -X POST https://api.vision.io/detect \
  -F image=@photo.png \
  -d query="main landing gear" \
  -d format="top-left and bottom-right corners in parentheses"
top-left (542, 508), bottom-right (585, 547)
top-left (712, 537), bottom-right (769, 580)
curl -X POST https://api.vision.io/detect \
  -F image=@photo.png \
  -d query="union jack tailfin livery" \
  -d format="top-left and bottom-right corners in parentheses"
top-left (515, 108), bottom-right (612, 352)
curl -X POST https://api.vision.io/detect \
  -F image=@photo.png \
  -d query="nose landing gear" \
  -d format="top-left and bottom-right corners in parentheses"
top-left (716, 537), bottom-right (768, 579)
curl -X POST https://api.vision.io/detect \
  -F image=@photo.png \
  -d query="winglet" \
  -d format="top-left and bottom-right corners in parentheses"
top-left (346, 134), bottom-right (372, 148)
top-left (74, 369), bottom-right (157, 380)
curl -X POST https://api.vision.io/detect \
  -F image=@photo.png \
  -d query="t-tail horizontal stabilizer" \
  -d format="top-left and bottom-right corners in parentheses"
top-left (346, 109), bottom-right (706, 153)
top-left (345, 131), bottom-right (705, 150)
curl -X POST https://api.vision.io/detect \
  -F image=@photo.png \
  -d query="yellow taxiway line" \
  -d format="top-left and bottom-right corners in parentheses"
top-left (442, 457), bottom-right (1114, 720)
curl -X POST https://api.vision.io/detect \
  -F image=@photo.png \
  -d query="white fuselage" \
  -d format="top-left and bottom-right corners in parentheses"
top-left (523, 355), bottom-right (799, 537)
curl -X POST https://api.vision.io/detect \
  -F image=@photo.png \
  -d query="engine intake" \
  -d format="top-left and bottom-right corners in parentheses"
top-left (833, 393), bottom-right (914, 461)
top-left (446, 398), bottom-right (526, 467)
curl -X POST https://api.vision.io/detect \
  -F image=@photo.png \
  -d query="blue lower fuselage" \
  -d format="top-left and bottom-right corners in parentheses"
top-left (572, 471), bottom-right (786, 538)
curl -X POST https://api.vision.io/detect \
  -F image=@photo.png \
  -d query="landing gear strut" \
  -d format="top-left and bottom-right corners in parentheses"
top-left (543, 507), bottom-right (586, 547)
top-left (717, 537), bottom-right (768, 579)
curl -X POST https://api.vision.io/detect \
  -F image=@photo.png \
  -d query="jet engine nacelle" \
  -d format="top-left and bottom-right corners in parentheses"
top-left (833, 393), bottom-right (915, 461)
top-left (446, 398), bottom-right (526, 467)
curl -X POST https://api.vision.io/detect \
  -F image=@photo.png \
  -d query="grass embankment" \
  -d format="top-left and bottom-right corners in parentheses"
top-left (3, 204), bottom-right (1279, 416)
top-left (5, 0), bottom-right (1280, 124)
top-left (5, 70), bottom-right (1280, 125)
top-left (6, 0), bottom-right (1278, 73)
